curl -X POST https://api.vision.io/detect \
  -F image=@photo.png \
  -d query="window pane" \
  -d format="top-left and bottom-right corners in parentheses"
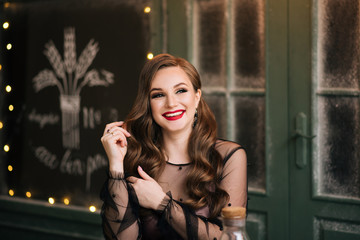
top-left (234, 95), bottom-right (265, 192)
top-left (318, 0), bottom-right (360, 89)
top-left (315, 0), bottom-right (360, 200)
top-left (234, 0), bottom-right (265, 88)
top-left (316, 96), bottom-right (360, 199)
top-left (203, 94), bottom-right (227, 139)
top-left (194, 0), bottom-right (266, 193)
top-left (194, 0), bottom-right (227, 87)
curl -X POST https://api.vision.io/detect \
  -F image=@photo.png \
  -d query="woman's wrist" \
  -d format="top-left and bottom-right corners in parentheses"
top-left (109, 159), bottom-right (124, 173)
top-left (109, 167), bottom-right (124, 177)
top-left (156, 192), bottom-right (171, 211)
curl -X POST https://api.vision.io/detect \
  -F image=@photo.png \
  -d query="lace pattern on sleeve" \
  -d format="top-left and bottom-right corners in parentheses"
top-left (156, 192), bottom-right (223, 240)
top-left (100, 171), bottom-right (141, 239)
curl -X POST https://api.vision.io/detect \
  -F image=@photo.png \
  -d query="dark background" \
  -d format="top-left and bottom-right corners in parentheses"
top-left (2, 0), bottom-right (150, 207)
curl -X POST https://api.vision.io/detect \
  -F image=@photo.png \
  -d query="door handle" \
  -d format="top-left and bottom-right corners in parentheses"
top-left (293, 112), bottom-right (316, 169)
top-left (294, 130), bottom-right (316, 139)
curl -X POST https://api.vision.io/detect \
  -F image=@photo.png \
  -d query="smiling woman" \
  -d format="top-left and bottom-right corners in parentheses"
top-left (100, 54), bottom-right (248, 240)
top-left (149, 66), bottom-right (201, 136)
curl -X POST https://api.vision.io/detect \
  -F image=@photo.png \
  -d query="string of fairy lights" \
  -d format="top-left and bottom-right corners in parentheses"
top-left (0, 2), bottom-right (153, 213)
top-left (1, 3), bottom-right (13, 198)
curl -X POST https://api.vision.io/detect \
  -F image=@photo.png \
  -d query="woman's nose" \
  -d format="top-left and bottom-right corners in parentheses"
top-left (166, 94), bottom-right (178, 107)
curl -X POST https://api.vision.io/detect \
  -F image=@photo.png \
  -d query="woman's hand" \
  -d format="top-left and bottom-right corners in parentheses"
top-left (101, 121), bottom-right (131, 172)
top-left (127, 166), bottom-right (167, 210)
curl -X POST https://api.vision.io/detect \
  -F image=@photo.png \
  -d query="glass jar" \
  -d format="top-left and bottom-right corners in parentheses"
top-left (219, 207), bottom-right (251, 240)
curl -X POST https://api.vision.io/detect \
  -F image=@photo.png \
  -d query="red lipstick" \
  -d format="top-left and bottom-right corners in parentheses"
top-left (162, 110), bottom-right (185, 121)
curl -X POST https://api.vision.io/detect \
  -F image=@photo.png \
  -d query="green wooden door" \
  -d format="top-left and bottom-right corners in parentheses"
top-left (154, 0), bottom-right (360, 239)
top-left (289, 0), bottom-right (360, 239)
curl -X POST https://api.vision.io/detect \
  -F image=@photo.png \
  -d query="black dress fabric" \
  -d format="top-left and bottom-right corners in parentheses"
top-left (100, 139), bottom-right (247, 240)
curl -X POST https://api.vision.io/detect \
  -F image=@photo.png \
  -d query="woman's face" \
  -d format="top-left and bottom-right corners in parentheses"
top-left (149, 66), bottom-right (201, 135)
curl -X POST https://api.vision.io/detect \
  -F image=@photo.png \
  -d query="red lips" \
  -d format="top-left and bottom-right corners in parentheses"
top-left (162, 110), bottom-right (185, 121)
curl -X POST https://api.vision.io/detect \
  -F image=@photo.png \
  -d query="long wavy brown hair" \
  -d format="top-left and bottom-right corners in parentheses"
top-left (124, 53), bottom-right (229, 218)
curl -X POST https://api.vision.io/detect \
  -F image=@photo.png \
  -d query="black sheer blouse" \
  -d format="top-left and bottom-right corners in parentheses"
top-left (100, 139), bottom-right (247, 240)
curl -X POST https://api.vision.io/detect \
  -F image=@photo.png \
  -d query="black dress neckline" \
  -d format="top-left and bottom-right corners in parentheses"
top-left (166, 161), bottom-right (192, 166)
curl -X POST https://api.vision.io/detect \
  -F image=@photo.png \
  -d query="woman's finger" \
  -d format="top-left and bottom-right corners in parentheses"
top-left (105, 124), bottom-right (131, 140)
top-left (103, 121), bottom-right (124, 135)
top-left (127, 176), bottom-right (140, 184)
top-left (137, 166), bottom-right (153, 181)
top-left (112, 127), bottom-right (131, 138)
top-left (106, 131), bottom-right (128, 147)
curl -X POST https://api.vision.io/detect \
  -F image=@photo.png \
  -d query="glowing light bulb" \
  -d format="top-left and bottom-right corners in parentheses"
top-left (8, 105), bottom-right (14, 111)
top-left (89, 205), bottom-right (96, 212)
top-left (144, 6), bottom-right (151, 13)
top-left (0, 64), bottom-right (2, 70)
top-left (64, 198), bottom-right (70, 205)
top-left (147, 53), bottom-right (154, 60)
top-left (5, 85), bottom-right (11, 92)
top-left (26, 192), bottom-right (32, 198)
top-left (4, 144), bottom-right (10, 152)
top-left (8, 165), bottom-right (13, 171)
top-left (8, 189), bottom-right (14, 196)
top-left (6, 43), bottom-right (12, 50)
top-left (48, 197), bottom-right (55, 204)
top-left (4, 2), bottom-right (10, 8)
top-left (0, 121), bottom-right (3, 129)
top-left (3, 22), bottom-right (9, 29)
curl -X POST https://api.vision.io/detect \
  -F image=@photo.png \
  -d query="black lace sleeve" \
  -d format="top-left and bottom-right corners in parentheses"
top-left (156, 193), bottom-right (223, 240)
top-left (100, 171), bottom-right (141, 240)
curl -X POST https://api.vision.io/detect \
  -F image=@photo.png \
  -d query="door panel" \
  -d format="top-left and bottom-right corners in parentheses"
top-left (290, 0), bottom-right (360, 239)
top-left (313, 0), bottom-right (360, 201)
top-left (314, 217), bottom-right (360, 240)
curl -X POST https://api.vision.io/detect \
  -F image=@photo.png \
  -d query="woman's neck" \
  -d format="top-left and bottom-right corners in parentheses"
top-left (162, 130), bottom-right (191, 164)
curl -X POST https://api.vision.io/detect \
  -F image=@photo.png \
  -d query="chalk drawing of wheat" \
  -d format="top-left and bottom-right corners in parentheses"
top-left (33, 27), bottom-right (114, 149)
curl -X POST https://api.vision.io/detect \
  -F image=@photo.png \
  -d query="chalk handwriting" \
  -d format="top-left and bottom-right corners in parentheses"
top-left (34, 146), bottom-right (108, 190)
top-left (28, 109), bottom-right (59, 128)
top-left (35, 146), bottom-right (59, 169)
top-left (60, 149), bottom-right (84, 176)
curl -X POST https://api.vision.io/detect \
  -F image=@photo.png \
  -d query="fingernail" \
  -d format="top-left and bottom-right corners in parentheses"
top-left (138, 166), bottom-right (142, 171)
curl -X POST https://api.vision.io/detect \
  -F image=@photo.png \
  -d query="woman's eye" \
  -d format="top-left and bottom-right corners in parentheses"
top-left (176, 89), bottom-right (188, 94)
top-left (151, 93), bottom-right (164, 99)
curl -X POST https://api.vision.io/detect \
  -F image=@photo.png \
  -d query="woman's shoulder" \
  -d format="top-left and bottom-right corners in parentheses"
top-left (214, 139), bottom-right (245, 162)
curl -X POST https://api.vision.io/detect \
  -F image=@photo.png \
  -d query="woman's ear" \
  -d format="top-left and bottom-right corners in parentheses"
top-left (195, 89), bottom-right (202, 108)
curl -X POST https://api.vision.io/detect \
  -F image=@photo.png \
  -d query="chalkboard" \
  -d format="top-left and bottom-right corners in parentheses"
top-left (4, 0), bottom-right (150, 208)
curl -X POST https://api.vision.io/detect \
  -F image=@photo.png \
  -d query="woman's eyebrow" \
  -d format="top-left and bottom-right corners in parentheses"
top-left (150, 82), bottom-right (189, 93)
top-left (174, 82), bottom-right (188, 88)
top-left (150, 88), bottom-right (162, 93)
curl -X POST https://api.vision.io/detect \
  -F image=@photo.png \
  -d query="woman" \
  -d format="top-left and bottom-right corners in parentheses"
top-left (100, 54), bottom-right (247, 239)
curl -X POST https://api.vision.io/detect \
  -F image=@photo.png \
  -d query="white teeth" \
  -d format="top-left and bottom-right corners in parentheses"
top-left (165, 111), bottom-right (183, 117)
